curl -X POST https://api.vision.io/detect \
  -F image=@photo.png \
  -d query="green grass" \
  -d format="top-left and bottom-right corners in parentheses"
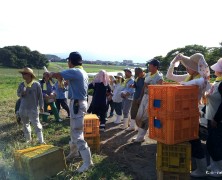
top-left (0, 64), bottom-right (132, 180)
top-left (51, 62), bottom-right (127, 73)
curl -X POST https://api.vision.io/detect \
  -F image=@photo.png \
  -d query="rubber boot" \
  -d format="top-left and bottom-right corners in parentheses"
top-left (66, 142), bottom-right (79, 161)
top-left (120, 118), bottom-right (129, 129)
top-left (37, 131), bottom-right (45, 144)
top-left (25, 132), bottom-right (32, 143)
top-left (190, 158), bottom-right (207, 177)
top-left (113, 115), bottom-right (122, 124)
top-left (125, 119), bottom-right (138, 131)
top-left (207, 157), bottom-right (216, 171)
top-left (208, 160), bottom-right (222, 178)
top-left (132, 128), bottom-right (146, 142)
top-left (77, 147), bottom-right (93, 173)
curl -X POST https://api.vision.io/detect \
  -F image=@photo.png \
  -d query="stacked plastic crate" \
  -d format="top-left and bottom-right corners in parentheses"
top-left (84, 114), bottom-right (100, 153)
top-left (148, 84), bottom-right (200, 179)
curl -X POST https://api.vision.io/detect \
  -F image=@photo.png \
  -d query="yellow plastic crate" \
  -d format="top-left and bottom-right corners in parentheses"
top-left (84, 114), bottom-right (100, 137)
top-left (157, 170), bottom-right (190, 180)
top-left (156, 142), bottom-right (191, 173)
top-left (85, 135), bottom-right (100, 153)
top-left (14, 145), bottom-right (66, 180)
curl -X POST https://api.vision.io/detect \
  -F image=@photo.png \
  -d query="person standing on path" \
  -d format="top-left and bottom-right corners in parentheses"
top-left (205, 58), bottom-right (222, 178)
top-left (112, 72), bottom-right (125, 124)
top-left (166, 53), bottom-right (210, 178)
top-left (120, 68), bottom-right (135, 130)
top-left (125, 67), bottom-right (146, 131)
top-left (88, 70), bottom-right (111, 131)
top-left (133, 60), bottom-right (163, 142)
top-left (49, 51), bottom-right (93, 173)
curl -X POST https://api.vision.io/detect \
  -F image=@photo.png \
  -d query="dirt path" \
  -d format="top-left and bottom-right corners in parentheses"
top-left (99, 116), bottom-right (157, 180)
top-left (86, 96), bottom-right (213, 180)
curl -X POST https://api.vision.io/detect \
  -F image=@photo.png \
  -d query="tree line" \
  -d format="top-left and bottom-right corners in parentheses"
top-left (0, 43), bottom-right (222, 71)
top-left (150, 43), bottom-right (222, 73)
top-left (0, 46), bottom-right (48, 68)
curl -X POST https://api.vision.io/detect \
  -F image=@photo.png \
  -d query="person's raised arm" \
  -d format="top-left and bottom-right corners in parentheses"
top-left (49, 72), bottom-right (63, 82)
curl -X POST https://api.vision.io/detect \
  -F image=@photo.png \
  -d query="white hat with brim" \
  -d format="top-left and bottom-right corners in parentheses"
top-left (211, 58), bottom-right (222, 72)
top-left (179, 53), bottom-right (204, 72)
top-left (19, 67), bottom-right (36, 79)
top-left (123, 68), bottom-right (132, 74)
top-left (114, 72), bottom-right (124, 79)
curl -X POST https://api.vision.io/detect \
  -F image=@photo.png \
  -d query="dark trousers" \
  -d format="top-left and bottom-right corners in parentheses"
top-left (92, 105), bottom-right (108, 125)
top-left (113, 102), bottom-right (122, 116)
top-left (207, 120), bottom-right (222, 161)
top-left (189, 138), bottom-right (205, 159)
top-left (55, 99), bottom-right (70, 116)
top-left (108, 100), bottom-right (114, 116)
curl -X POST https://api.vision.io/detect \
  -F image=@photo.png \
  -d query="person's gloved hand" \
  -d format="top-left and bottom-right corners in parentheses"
top-left (179, 81), bottom-right (186, 85)
top-left (170, 53), bottom-right (182, 65)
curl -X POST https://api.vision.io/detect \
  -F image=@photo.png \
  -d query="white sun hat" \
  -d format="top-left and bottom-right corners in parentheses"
top-left (178, 53), bottom-right (210, 78)
top-left (211, 58), bottom-right (222, 72)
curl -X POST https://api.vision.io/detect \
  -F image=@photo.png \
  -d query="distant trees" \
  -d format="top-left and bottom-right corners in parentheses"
top-left (0, 45), bottom-right (48, 69)
top-left (147, 43), bottom-right (222, 72)
top-left (1, 43), bottom-right (222, 71)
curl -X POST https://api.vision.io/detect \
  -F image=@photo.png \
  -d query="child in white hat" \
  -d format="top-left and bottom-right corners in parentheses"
top-left (112, 72), bottom-right (125, 124)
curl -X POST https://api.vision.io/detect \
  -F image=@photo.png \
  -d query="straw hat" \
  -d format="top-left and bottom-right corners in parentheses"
top-left (19, 67), bottom-right (36, 78)
top-left (211, 58), bottom-right (222, 72)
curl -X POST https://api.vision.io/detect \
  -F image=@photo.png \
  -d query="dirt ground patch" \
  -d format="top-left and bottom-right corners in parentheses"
top-left (99, 117), bottom-right (157, 180)
top-left (68, 97), bottom-right (211, 180)
top-left (98, 116), bottom-right (213, 180)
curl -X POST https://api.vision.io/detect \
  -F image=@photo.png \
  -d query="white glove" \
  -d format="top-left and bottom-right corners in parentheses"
top-left (179, 81), bottom-right (193, 85)
top-left (179, 81), bottom-right (186, 85)
top-left (170, 54), bottom-right (182, 66)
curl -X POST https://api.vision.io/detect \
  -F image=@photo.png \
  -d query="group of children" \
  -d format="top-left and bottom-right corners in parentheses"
top-left (16, 53), bottom-right (222, 177)
top-left (86, 54), bottom-right (222, 178)
top-left (39, 72), bottom-right (70, 122)
top-left (87, 59), bottom-right (163, 144)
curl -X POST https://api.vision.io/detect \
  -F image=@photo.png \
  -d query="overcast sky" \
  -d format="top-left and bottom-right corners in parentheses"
top-left (0, 0), bottom-right (221, 63)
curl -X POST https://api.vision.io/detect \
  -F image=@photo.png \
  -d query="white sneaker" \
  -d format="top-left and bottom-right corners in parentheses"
top-left (132, 128), bottom-right (146, 142)
top-left (58, 119), bottom-right (63, 122)
top-left (113, 120), bottom-right (122, 124)
top-left (125, 119), bottom-right (137, 131)
top-left (113, 115), bottom-right (122, 124)
top-left (132, 137), bottom-right (145, 142)
top-left (125, 126), bottom-right (136, 131)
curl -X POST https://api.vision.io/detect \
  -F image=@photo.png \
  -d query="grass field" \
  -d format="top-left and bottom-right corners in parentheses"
top-left (0, 64), bottom-right (133, 180)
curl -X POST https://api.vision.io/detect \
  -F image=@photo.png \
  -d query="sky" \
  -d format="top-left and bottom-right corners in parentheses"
top-left (0, 0), bottom-right (222, 63)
